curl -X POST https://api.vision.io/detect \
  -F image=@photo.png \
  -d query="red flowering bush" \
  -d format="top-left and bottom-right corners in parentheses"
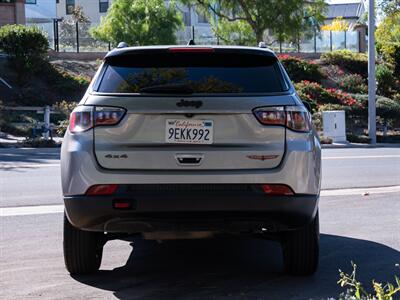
top-left (337, 74), bottom-right (367, 94)
top-left (295, 80), bottom-right (362, 111)
top-left (278, 55), bottom-right (324, 83)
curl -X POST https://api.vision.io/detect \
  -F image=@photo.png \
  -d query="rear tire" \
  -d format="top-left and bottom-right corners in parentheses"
top-left (281, 212), bottom-right (319, 276)
top-left (63, 213), bottom-right (104, 275)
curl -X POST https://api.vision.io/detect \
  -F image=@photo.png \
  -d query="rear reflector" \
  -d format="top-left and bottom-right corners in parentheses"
top-left (86, 184), bottom-right (118, 196)
top-left (168, 47), bottom-right (215, 53)
top-left (113, 202), bottom-right (131, 209)
top-left (261, 184), bottom-right (294, 196)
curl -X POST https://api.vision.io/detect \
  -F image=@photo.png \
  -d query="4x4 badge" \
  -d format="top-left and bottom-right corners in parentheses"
top-left (105, 154), bottom-right (128, 159)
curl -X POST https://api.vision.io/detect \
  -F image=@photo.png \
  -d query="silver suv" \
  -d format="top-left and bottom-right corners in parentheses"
top-left (61, 45), bottom-right (321, 276)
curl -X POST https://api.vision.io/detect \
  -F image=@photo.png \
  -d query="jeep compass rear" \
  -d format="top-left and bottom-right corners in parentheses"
top-left (61, 45), bottom-right (321, 276)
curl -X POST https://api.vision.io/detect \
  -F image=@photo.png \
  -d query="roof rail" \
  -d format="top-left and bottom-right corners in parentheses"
top-left (117, 42), bottom-right (128, 49)
top-left (187, 39), bottom-right (196, 46)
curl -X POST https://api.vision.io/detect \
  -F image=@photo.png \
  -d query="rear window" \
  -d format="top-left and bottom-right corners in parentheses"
top-left (96, 52), bottom-right (288, 94)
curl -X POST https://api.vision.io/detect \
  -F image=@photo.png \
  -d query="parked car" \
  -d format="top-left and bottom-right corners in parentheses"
top-left (61, 45), bottom-right (321, 276)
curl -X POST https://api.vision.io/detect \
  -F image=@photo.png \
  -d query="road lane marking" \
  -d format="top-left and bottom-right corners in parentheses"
top-left (1, 205), bottom-right (64, 217)
top-left (320, 185), bottom-right (400, 196)
top-left (322, 155), bottom-right (400, 160)
top-left (1, 185), bottom-right (399, 217)
top-left (0, 163), bottom-right (60, 169)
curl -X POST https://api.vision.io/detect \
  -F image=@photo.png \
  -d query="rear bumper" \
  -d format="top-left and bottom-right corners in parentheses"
top-left (64, 184), bottom-right (319, 233)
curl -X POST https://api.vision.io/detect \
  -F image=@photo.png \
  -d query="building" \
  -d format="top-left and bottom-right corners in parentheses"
top-left (325, 1), bottom-right (365, 27)
top-left (325, 1), bottom-right (367, 52)
top-left (25, 0), bottom-right (57, 41)
top-left (56, 0), bottom-right (111, 24)
top-left (0, 0), bottom-right (25, 26)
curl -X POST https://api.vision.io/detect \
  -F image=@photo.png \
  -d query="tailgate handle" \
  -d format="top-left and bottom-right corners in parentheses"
top-left (175, 154), bottom-right (204, 165)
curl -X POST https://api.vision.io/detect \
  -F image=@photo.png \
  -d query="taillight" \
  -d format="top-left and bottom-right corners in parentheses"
top-left (253, 106), bottom-right (311, 132)
top-left (253, 107), bottom-right (286, 126)
top-left (86, 184), bottom-right (119, 196)
top-left (261, 184), bottom-right (294, 196)
top-left (69, 106), bottom-right (126, 133)
top-left (285, 106), bottom-right (311, 132)
top-left (69, 106), bottom-right (93, 133)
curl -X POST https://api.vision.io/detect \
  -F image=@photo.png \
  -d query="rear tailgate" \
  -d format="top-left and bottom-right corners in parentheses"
top-left (88, 95), bottom-right (294, 170)
top-left (89, 48), bottom-right (294, 171)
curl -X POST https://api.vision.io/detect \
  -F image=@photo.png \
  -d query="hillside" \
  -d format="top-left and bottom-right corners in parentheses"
top-left (0, 58), bottom-right (97, 106)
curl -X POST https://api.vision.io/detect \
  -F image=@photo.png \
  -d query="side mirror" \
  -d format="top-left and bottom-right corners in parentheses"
top-left (302, 101), bottom-right (312, 113)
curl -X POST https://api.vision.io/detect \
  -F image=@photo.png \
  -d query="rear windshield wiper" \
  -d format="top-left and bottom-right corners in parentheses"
top-left (139, 84), bottom-right (194, 94)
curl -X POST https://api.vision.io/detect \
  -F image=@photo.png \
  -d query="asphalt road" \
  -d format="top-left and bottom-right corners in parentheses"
top-left (0, 147), bottom-right (399, 207)
top-left (0, 147), bottom-right (399, 299)
top-left (1, 192), bottom-right (399, 299)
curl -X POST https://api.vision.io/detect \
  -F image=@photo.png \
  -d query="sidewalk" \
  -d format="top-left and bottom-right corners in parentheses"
top-left (321, 142), bottom-right (400, 148)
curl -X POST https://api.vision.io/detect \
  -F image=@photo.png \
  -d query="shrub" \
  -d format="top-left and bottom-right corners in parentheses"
top-left (346, 134), bottom-right (372, 144)
top-left (54, 101), bottom-right (78, 136)
top-left (376, 64), bottom-right (397, 97)
top-left (376, 96), bottom-right (400, 120)
top-left (321, 50), bottom-right (368, 78)
top-left (337, 74), bottom-right (367, 94)
top-left (20, 137), bottom-right (60, 148)
top-left (41, 63), bottom-right (90, 98)
top-left (322, 65), bottom-right (346, 82)
top-left (278, 55), bottom-right (324, 83)
top-left (319, 136), bottom-right (333, 144)
top-left (295, 81), bottom-right (361, 111)
top-left (0, 25), bottom-right (48, 77)
top-left (338, 262), bottom-right (399, 299)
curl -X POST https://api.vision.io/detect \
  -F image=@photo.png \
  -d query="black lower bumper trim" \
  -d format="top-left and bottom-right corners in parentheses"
top-left (64, 184), bottom-right (319, 233)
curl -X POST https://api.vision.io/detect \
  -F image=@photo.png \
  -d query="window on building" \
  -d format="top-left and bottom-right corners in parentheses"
top-left (25, 0), bottom-right (37, 4)
top-left (66, 0), bottom-right (75, 15)
top-left (99, 0), bottom-right (109, 13)
top-left (56, 0), bottom-right (59, 3)
top-left (197, 13), bottom-right (208, 24)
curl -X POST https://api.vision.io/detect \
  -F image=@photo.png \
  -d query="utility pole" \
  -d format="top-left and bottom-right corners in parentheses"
top-left (368, 0), bottom-right (376, 144)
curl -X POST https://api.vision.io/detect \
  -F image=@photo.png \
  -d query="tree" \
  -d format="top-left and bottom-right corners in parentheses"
top-left (59, 6), bottom-right (91, 49)
top-left (90, 0), bottom-right (183, 46)
top-left (376, 11), bottom-right (400, 75)
top-left (0, 25), bottom-right (48, 80)
top-left (378, 0), bottom-right (400, 16)
top-left (180, 0), bottom-right (326, 46)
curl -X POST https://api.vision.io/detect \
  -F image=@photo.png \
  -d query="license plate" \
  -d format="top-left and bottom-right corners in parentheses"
top-left (165, 119), bottom-right (213, 144)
